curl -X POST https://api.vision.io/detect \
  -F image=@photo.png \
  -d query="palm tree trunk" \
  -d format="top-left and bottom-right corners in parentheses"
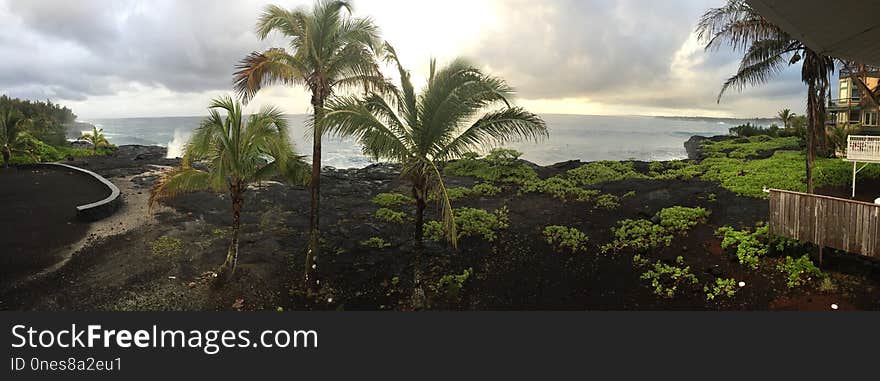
top-left (806, 83), bottom-right (818, 194)
top-left (411, 183), bottom-right (427, 309)
top-left (304, 93), bottom-right (324, 292)
top-left (2, 147), bottom-right (10, 168)
top-left (218, 186), bottom-right (243, 283)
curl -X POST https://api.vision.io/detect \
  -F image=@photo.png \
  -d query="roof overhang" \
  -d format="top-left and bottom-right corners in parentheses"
top-left (746, 0), bottom-right (880, 65)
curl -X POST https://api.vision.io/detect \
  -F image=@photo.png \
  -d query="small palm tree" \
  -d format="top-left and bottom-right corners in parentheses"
top-left (233, 1), bottom-right (388, 289)
top-left (150, 96), bottom-right (308, 283)
top-left (696, 0), bottom-right (840, 193)
top-left (323, 44), bottom-right (547, 305)
top-left (0, 108), bottom-right (33, 167)
top-left (777, 109), bottom-right (795, 130)
top-left (79, 126), bottom-right (109, 153)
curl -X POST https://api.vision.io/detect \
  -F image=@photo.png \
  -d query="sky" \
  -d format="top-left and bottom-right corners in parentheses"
top-left (0, 0), bottom-right (810, 120)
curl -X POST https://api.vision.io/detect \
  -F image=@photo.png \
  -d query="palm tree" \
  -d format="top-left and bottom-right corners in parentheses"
top-left (696, 0), bottom-right (839, 193)
top-left (79, 126), bottom-right (109, 153)
top-left (0, 108), bottom-right (33, 167)
top-left (777, 108), bottom-right (795, 130)
top-left (233, 1), bottom-right (387, 290)
top-left (150, 96), bottom-right (308, 283)
top-left (322, 44), bottom-right (547, 306)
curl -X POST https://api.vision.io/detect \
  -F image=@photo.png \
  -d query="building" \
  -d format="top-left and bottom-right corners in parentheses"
top-left (828, 67), bottom-right (880, 128)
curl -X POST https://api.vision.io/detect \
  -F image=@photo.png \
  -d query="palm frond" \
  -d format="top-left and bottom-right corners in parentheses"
top-left (233, 49), bottom-right (305, 103)
top-left (438, 107), bottom-right (547, 161)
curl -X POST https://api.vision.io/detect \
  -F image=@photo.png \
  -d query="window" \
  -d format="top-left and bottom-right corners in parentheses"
top-left (851, 110), bottom-right (861, 123)
top-left (840, 80), bottom-right (849, 100)
top-left (865, 111), bottom-right (878, 126)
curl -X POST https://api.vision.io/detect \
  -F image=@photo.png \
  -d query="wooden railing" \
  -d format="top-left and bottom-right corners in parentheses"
top-left (769, 189), bottom-right (880, 257)
top-left (847, 135), bottom-right (880, 162)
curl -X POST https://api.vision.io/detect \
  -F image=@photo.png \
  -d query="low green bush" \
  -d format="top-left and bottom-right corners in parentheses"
top-left (472, 182), bottom-right (501, 196)
top-left (594, 194), bottom-right (620, 210)
top-left (566, 161), bottom-right (646, 186)
top-left (423, 220), bottom-right (445, 241)
top-left (777, 255), bottom-right (823, 288)
top-left (716, 225), bottom-right (769, 269)
top-left (436, 268), bottom-right (473, 300)
top-left (656, 206), bottom-right (710, 233)
top-left (543, 225), bottom-right (589, 252)
top-left (704, 278), bottom-right (738, 301)
top-left (375, 208), bottom-right (406, 224)
top-left (603, 219), bottom-right (673, 253)
top-left (635, 256), bottom-right (699, 299)
top-left (360, 237), bottom-right (391, 249)
top-left (445, 148), bottom-right (539, 185)
top-left (372, 193), bottom-right (413, 207)
top-left (455, 207), bottom-right (508, 242)
top-left (520, 177), bottom-right (599, 202)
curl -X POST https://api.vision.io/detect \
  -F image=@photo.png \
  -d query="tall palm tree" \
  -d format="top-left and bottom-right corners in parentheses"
top-left (696, 0), bottom-right (838, 193)
top-left (0, 108), bottom-right (32, 167)
top-left (777, 108), bottom-right (795, 130)
top-left (79, 126), bottom-right (109, 153)
top-left (322, 44), bottom-right (547, 306)
top-left (233, 1), bottom-right (387, 290)
top-left (150, 96), bottom-right (308, 283)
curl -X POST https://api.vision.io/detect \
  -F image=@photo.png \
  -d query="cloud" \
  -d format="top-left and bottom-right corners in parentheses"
top-left (0, 0), bottom-right (811, 118)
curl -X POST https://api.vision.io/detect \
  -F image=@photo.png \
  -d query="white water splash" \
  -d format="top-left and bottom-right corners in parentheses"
top-left (165, 129), bottom-right (191, 158)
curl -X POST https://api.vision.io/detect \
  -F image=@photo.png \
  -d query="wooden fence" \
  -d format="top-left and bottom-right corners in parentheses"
top-left (769, 189), bottom-right (880, 257)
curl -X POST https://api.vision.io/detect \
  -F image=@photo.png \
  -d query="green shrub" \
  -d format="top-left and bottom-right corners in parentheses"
top-left (455, 207), bottom-right (507, 242)
top-left (151, 236), bottom-right (183, 257)
top-left (603, 219), bottom-right (673, 252)
top-left (622, 191), bottom-right (636, 198)
top-left (716, 225), bottom-right (769, 269)
top-left (704, 278), bottom-right (738, 301)
top-left (656, 206), bottom-right (710, 233)
top-left (472, 182), bottom-right (501, 196)
top-left (445, 187), bottom-right (472, 201)
top-left (360, 237), bottom-right (391, 249)
top-left (423, 220), bottom-right (445, 241)
top-left (543, 225), bottom-right (589, 252)
top-left (520, 177), bottom-right (599, 202)
top-left (445, 148), bottom-right (538, 184)
top-left (375, 208), bottom-right (406, 224)
top-left (372, 193), bottom-right (413, 207)
top-left (566, 161), bottom-right (646, 186)
top-left (436, 268), bottom-right (472, 300)
top-left (636, 256), bottom-right (699, 299)
top-left (594, 194), bottom-right (620, 210)
top-left (777, 255), bottom-right (823, 288)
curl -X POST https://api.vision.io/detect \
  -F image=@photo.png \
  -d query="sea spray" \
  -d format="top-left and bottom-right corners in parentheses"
top-left (166, 129), bottom-right (192, 158)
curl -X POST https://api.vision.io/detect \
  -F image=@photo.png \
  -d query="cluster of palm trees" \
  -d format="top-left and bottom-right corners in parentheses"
top-left (152, 0), bottom-right (547, 292)
top-left (696, 0), bottom-right (858, 193)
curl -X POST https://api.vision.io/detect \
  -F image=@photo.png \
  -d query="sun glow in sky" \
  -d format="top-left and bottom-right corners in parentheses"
top-left (0, 0), bottom-right (807, 119)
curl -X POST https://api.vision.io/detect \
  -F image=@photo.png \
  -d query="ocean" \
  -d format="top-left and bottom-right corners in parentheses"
top-left (81, 114), bottom-right (744, 168)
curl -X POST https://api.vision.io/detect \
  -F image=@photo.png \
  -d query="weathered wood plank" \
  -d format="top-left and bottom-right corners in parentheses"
top-left (768, 189), bottom-right (880, 257)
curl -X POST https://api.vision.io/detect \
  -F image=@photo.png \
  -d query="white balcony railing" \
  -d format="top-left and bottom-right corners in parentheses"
top-left (847, 135), bottom-right (880, 162)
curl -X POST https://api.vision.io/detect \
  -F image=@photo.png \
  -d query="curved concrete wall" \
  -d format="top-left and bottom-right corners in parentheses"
top-left (24, 163), bottom-right (122, 221)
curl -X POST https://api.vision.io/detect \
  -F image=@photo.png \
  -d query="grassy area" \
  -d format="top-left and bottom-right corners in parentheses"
top-left (9, 137), bottom-right (115, 164)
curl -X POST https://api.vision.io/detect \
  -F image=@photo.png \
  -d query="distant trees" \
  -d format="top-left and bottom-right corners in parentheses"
top-left (0, 95), bottom-right (76, 145)
top-left (150, 96), bottom-right (308, 282)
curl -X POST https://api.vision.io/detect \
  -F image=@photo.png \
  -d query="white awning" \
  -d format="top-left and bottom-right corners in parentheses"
top-left (747, 0), bottom-right (880, 65)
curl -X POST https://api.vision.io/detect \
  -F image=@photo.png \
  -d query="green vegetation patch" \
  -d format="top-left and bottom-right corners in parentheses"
top-left (372, 193), bottom-right (413, 207)
top-left (704, 278), bottom-right (738, 301)
top-left (471, 182), bottom-right (501, 196)
top-left (701, 135), bottom-right (800, 159)
top-left (375, 208), bottom-right (406, 224)
top-left (603, 219), bottom-right (673, 253)
top-left (566, 160), bottom-right (646, 186)
top-left (436, 268), bottom-right (473, 300)
top-left (593, 194), bottom-right (620, 210)
top-left (655, 206), bottom-right (711, 232)
top-left (543, 225), bottom-right (590, 252)
top-left (715, 225), bottom-right (769, 269)
top-left (777, 255), bottom-right (823, 288)
top-left (150, 236), bottom-right (183, 257)
top-left (424, 207), bottom-right (509, 242)
top-left (445, 148), bottom-right (539, 185)
top-left (520, 177), bottom-right (600, 202)
top-left (360, 237), bottom-right (391, 249)
top-left (634, 255), bottom-right (699, 299)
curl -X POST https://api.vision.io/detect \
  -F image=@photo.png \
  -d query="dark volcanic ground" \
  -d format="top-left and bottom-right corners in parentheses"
top-left (2, 145), bottom-right (879, 311)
